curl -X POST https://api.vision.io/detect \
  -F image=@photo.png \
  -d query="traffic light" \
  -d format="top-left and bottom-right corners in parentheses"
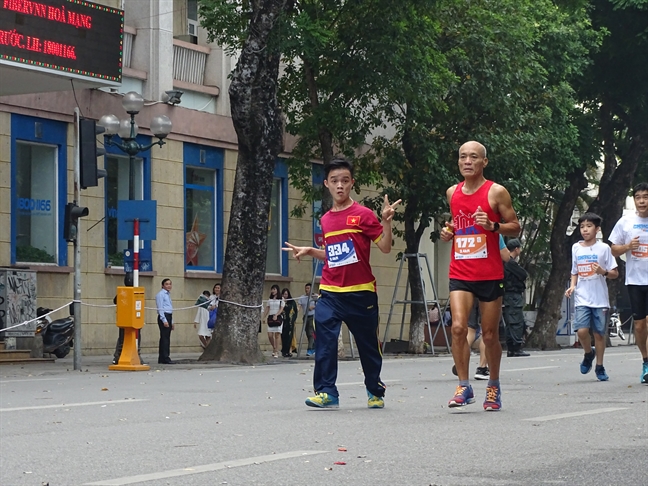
top-left (63, 202), bottom-right (89, 242)
top-left (79, 118), bottom-right (107, 189)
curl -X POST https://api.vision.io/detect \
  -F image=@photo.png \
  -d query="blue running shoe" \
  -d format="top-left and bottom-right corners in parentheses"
top-left (641, 362), bottom-right (648, 384)
top-left (595, 365), bottom-right (609, 381)
top-left (367, 390), bottom-right (384, 409)
top-left (448, 385), bottom-right (475, 408)
top-left (305, 392), bottom-right (339, 408)
top-left (580, 349), bottom-right (595, 374)
top-left (483, 385), bottom-right (502, 411)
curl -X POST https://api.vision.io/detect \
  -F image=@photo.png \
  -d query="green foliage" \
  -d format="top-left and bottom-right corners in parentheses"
top-left (579, 0), bottom-right (648, 118)
top-left (278, 0), bottom-right (453, 217)
top-left (610, 0), bottom-right (648, 9)
top-left (198, 0), bottom-right (253, 53)
top-left (363, 0), bottom-right (601, 247)
top-left (108, 252), bottom-right (124, 267)
top-left (16, 245), bottom-right (55, 263)
top-left (199, 0), bottom-right (602, 262)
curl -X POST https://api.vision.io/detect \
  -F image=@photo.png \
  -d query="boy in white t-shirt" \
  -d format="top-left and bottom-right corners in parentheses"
top-left (609, 182), bottom-right (648, 384)
top-left (565, 213), bottom-right (618, 381)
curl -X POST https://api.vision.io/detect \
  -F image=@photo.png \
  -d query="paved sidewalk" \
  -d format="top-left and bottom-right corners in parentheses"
top-left (0, 350), bottom-right (327, 377)
top-left (2, 346), bottom-right (647, 486)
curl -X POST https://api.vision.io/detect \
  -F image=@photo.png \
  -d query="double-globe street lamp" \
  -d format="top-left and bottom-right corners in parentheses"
top-left (98, 91), bottom-right (172, 285)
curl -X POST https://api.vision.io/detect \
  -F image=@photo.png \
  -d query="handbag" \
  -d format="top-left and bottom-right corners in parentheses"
top-left (267, 314), bottom-right (283, 327)
top-left (428, 306), bottom-right (440, 325)
top-left (207, 308), bottom-right (218, 329)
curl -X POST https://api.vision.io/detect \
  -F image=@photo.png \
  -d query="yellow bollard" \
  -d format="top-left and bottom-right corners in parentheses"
top-left (109, 286), bottom-right (150, 371)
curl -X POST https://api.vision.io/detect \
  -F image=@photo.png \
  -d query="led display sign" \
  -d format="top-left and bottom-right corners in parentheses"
top-left (0, 0), bottom-right (123, 83)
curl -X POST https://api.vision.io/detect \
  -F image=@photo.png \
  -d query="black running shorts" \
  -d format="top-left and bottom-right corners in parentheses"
top-left (449, 279), bottom-right (505, 302)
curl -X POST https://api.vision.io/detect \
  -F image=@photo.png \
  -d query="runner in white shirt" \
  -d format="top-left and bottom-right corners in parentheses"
top-left (609, 182), bottom-right (648, 384)
top-left (565, 212), bottom-right (618, 381)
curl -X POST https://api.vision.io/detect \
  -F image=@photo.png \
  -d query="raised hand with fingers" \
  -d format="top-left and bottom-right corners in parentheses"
top-left (282, 242), bottom-right (310, 263)
top-left (472, 205), bottom-right (490, 229)
top-left (381, 194), bottom-right (402, 223)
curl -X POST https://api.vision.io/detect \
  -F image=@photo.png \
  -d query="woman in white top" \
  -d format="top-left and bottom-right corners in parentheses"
top-left (263, 284), bottom-right (285, 358)
top-left (193, 290), bottom-right (211, 348)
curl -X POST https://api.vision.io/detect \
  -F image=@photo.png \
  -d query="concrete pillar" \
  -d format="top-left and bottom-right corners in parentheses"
top-left (125, 0), bottom-right (174, 101)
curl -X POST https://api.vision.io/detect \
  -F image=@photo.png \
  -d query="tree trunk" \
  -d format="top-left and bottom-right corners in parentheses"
top-left (586, 107), bottom-right (646, 320)
top-left (404, 209), bottom-right (429, 354)
top-left (200, 0), bottom-right (288, 364)
top-left (528, 169), bottom-right (588, 350)
top-left (588, 106), bottom-right (645, 241)
top-left (402, 122), bottom-right (429, 354)
top-left (528, 106), bottom-right (646, 351)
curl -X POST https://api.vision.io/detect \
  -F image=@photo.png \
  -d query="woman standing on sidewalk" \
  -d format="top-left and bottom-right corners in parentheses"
top-left (263, 285), bottom-right (285, 358)
top-left (193, 290), bottom-right (211, 349)
top-left (281, 288), bottom-right (298, 357)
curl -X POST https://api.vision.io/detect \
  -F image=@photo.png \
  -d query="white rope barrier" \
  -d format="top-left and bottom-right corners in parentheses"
top-left (0, 296), bottom-right (311, 333)
top-left (0, 302), bottom-right (73, 333)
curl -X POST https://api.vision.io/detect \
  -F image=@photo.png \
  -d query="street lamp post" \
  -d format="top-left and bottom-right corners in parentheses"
top-left (98, 92), bottom-right (172, 286)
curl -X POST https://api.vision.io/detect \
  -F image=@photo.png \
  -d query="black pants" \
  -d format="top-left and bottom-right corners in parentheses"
top-left (157, 313), bottom-right (173, 362)
top-left (503, 293), bottom-right (525, 350)
top-left (281, 319), bottom-right (294, 356)
top-left (305, 315), bottom-right (315, 350)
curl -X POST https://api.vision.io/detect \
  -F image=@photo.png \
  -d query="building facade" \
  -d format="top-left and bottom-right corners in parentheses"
top-left (0, 0), bottom-right (438, 356)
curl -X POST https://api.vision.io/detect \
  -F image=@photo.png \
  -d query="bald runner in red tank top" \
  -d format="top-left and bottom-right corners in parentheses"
top-left (449, 180), bottom-right (504, 281)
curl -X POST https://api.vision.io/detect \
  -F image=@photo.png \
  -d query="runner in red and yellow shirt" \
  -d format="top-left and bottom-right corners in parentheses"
top-left (319, 202), bottom-right (383, 293)
top-left (283, 158), bottom-right (400, 409)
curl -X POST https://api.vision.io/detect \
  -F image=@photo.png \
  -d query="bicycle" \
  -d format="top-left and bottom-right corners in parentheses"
top-left (609, 310), bottom-right (625, 341)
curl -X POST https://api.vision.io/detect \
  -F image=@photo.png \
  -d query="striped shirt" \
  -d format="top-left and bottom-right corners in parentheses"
top-left (319, 201), bottom-right (383, 293)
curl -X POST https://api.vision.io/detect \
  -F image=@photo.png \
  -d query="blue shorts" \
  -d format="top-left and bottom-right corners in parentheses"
top-left (572, 307), bottom-right (608, 335)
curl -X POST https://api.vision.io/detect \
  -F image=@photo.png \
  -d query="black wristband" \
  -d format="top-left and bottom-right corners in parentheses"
top-left (491, 222), bottom-right (500, 233)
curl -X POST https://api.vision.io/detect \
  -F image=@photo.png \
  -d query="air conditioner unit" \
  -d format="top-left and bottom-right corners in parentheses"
top-left (188, 19), bottom-right (198, 36)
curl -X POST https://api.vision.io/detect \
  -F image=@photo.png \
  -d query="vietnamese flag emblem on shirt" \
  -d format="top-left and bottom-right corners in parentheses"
top-left (347, 215), bottom-right (361, 226)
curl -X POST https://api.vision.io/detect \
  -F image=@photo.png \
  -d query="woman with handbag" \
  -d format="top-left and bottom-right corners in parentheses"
top-left (193, 290), bottom-right (212, 349)
top-left (281, 288), bottom-right (298, 357)
top-left (263, 284), bottom-right (285, 358)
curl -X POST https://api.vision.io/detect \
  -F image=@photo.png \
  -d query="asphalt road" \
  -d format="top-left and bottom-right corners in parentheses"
top-left (1, 345), bottom-right (646, 486)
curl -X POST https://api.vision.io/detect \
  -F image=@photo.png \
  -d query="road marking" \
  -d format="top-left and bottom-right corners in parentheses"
top-left (0, 398), bottom-right (148, 412)
top-left (505, 366), bottom-right (559, 372)
top-left (84, 450), bottom-right (328, 485)
top-left (524, 407), bottom-right (628, 422)
top-left (337, 379), bottom-right (400, 386)
top-left (0, 377), bottom-right (68, 384)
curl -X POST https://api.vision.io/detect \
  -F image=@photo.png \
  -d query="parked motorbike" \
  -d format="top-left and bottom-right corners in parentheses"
top-left (609, 309), bottom-right (625, 341)
top-left (35, 306), bottom-right (74, 358)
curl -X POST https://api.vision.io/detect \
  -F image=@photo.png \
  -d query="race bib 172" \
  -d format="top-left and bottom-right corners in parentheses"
top-left (454, 234), bottom-right (488, 260)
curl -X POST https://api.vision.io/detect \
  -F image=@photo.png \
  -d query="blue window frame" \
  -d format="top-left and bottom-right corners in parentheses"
top-left (11, 114), bottom-right (67, 266)
top-left (312, 164), bottom-right (324, 277)
top-left (104, 135), bottom-right (152, 268)
top-left (184, 144), bottom-right (224, 272)
top-left (266, 160), bottom-right (289, 276)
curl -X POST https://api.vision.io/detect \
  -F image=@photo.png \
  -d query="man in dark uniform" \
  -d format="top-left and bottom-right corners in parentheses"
top-left (503, 239), bottom-right (529, 357)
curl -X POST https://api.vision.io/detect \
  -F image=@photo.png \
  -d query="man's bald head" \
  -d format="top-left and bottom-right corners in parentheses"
top-left (459, 141), bottom-right (487, 158)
